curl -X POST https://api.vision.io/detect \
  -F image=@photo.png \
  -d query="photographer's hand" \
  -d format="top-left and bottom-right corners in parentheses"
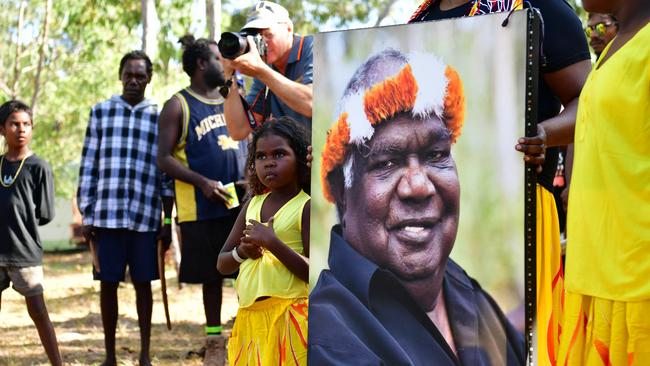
top-left (228, 36), bottom-right (270, 79)
top-left (220, 46), bottom-right (264, 140)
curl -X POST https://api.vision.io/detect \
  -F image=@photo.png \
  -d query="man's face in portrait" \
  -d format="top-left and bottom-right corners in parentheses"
top-left (341, 114), bottom-right (461, 283)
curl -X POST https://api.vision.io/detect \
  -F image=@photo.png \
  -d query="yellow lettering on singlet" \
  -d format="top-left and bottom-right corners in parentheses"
top-left (195, 114), bottom-right (227, 141)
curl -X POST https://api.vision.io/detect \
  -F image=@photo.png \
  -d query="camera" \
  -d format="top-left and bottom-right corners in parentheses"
top-left (218, 31), bottom-right (267, 60)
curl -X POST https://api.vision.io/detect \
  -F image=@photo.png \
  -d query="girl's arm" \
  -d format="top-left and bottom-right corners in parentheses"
top-left (301, 200), bottom-right (310, 258)
top-left (216, 200), bottom-right (262, 275)
top-left (242, 200), bottom-right (310, 283)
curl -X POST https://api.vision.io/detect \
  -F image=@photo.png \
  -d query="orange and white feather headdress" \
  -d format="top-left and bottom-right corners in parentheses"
top-left (321, 51), bottom-right (466, 203)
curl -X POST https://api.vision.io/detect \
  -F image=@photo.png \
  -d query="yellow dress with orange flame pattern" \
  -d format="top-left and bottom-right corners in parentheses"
top-left (228, 190), bottom-right (309, 366)
top-left (558, 23), bottom-right (650, 366)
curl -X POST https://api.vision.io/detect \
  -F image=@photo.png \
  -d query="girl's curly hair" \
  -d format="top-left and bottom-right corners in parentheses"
top-left (247, 116), bottom-right (311, 196)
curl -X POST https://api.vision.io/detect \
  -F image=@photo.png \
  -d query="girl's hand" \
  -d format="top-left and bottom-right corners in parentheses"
top-left (237, 242), bottom-right (263, 260)
top-left (242, 217), bottom-right (277, 249)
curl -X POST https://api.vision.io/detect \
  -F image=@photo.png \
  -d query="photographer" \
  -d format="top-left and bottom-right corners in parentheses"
top-left (220, 1), bottom-right (313, 140)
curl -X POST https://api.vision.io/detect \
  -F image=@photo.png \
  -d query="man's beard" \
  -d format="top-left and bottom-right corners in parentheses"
top-left (205, 67), bottom-right (226, 89)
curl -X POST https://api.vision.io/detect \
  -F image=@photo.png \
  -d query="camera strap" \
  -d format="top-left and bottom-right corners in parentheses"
top-left (262, 88), bottom-right (272, 122)
top-left (239, 93), bottom-right (260, 131)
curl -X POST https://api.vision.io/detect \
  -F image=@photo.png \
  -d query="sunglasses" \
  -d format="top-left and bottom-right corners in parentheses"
top-left (584, 21), bottom-right (617, 37)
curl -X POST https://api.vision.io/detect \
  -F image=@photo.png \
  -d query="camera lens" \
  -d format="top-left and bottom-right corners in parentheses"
top-left (218, 32), bottom-right (249, 59)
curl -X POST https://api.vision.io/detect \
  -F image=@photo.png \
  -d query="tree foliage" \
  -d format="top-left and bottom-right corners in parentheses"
top-left (223, 0), bottom-right (406, 33)
top-left (565, 0), bottom-right (587, 18)
top-left (0, 0), bottom-right (192, 197)
top-left (1, 0), bottom-right (141, 197)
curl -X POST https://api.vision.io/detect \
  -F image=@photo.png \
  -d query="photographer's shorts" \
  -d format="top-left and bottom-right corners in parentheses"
top-left (179, 213), bottom-right (237, 284)
top-left (92, 228), bottom-right (159, 283)
top-left (0, 265), bottom-right (44, 297)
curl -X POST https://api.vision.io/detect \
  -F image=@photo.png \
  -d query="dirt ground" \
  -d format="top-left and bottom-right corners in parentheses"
top-left (0, 250), bottom-right (239, 366)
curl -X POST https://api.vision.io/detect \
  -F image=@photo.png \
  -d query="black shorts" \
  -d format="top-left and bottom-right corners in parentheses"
top-left (179, 213), bottom-right (238, 284)
top-left (92, 229), bottom-right (159, 283)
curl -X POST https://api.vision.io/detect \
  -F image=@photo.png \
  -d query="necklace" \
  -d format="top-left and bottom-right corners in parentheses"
top-left (0, 155), bottom-right (28, 188)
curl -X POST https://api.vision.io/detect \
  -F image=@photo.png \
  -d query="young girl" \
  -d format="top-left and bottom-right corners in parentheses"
top-left (0, 100), bottom-right (61, 365)
top-left (217, 116), bottom-right (310, 366)
top-left (557, 1), bottom-right (649, 365)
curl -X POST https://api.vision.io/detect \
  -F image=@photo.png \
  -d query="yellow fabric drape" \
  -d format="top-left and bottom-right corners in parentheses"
top-left (537, 184), bottom-right (564, 366)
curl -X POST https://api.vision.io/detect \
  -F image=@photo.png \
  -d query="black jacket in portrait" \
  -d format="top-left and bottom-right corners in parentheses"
top-left (308, 226), bottom-right (525, 366)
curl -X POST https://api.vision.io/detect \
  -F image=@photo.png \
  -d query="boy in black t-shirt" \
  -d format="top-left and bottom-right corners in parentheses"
top-left (0, 100), bottom-right (61, 366)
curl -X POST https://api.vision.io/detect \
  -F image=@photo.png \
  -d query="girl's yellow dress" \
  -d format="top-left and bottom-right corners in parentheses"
top-left (558, 23), bottom-right (650, 366)
top-left (228, 190), bottom-right (310, 366)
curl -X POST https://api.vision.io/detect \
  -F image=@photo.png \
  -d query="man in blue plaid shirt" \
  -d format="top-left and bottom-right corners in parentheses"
top-left (77, 50), bottom-right (174, 366)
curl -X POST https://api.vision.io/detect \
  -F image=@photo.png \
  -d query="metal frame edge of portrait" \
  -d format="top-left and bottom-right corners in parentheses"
top-left (524, 8), bottom-right (541, 365)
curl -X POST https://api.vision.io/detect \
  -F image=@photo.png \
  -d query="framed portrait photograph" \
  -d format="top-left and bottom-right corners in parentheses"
top-left (309, 10), bottom-right (540, 366)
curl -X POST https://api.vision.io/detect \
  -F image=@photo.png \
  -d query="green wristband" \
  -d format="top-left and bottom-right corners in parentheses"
top-left (163, 217), bottom-right (172, 225)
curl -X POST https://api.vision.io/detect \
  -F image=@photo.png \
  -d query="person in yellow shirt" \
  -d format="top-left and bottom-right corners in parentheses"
top-left (217, 117), bottom-right (310, 366)
top-left (557, 0), bottom-right (650, 364)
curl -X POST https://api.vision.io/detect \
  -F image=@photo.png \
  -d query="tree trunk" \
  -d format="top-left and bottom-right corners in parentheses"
top-left (11, 0), bottom-right (27, 99)
top-left (374, 0), bottom-right (398, 27)
top-left (31, 0), bottom-right (53, 114)
top-left (0, 81), bottom-right (12, 97)
top-left (141, 0), bottom-right (160, 57)
top-left (206, 0), bottom-right (221, 41)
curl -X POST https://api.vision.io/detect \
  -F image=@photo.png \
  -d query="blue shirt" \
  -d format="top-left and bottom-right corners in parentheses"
top-left (309, 227), bottom-right (525, 366)
top-left (246, 34), bottom-right (313, 129)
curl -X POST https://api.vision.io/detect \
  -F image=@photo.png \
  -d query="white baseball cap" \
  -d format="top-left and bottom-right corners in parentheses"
top-left (241, 1), bottom-right (291, 30)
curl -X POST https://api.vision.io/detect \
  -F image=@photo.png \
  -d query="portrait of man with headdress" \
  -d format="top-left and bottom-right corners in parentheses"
top-left (308, 15), bottom-right (530, 366)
